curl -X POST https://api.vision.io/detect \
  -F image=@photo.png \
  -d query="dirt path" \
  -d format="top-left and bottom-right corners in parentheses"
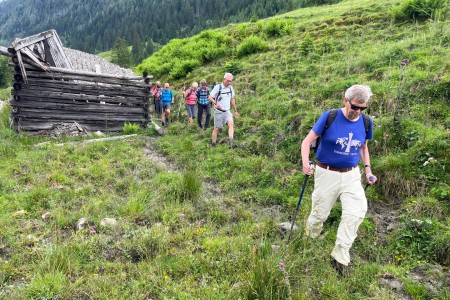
top-left (143, 136), bottom-right (223, 200)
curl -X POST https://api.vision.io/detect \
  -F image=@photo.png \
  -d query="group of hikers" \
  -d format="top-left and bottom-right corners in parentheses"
top-left (151, 74), bottom-right (377, 275)
top-left (150, 72), bottom-right (239, 148)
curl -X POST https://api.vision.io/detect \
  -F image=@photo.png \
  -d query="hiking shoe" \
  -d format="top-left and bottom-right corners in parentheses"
top-left (211, 142), bottom-right (216, 148)
top-left (229, 139), bottom-right (237, 149)
top-left (330, 258), bottom-right (345, 276)
top-left (161, 121), bottom-right (165, 127)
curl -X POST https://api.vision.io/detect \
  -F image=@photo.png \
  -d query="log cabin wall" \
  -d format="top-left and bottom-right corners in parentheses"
top-left (2, 30), bottom-right (151, 132)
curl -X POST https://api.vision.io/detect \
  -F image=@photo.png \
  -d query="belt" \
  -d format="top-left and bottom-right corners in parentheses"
top-left (214, 107), bottom-right (228, 112)
top-left (316, 161), bottom-right (357, 173)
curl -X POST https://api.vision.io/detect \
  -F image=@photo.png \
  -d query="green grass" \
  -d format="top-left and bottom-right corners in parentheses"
top-left (1, 0), bottom-right (449, 298)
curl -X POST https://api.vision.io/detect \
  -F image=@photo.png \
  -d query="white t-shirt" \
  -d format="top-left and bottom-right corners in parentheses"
top-left (210, 83), bottom-right (235, 111)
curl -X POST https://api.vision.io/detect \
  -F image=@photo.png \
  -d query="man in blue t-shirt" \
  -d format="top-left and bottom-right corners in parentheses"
top-left (160, 83), bottom-right (174, 127)
top-left (300, 84), bottom-right (378, 274)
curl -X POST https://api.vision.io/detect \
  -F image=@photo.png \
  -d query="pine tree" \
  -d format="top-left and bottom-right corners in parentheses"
top-left (111, 37), bottom-right (132, 68)
top-left (131, 31), bottom-right (143, 65)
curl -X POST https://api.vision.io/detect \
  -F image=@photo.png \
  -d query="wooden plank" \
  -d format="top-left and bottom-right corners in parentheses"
top-left (24, 70), bottom-right (149, 87)
top-left (14, 89), bottom-right (147, 105)
top-left (11, 30), bottom-right (57, 50)
top-left (10, 100), bottom-right (148, 114)
top-left (22, 79), bottom-right (149, 97)
top-left (13, 110), bottom-right (149, 121)
top-left (15, 51), bottom-right (29, 83)
top-left (46, 65), bottom-right (149, 80)
top-left (0, 46), bottom-right (13, 57)
top-left (20, 47), bottom-right (49, 71)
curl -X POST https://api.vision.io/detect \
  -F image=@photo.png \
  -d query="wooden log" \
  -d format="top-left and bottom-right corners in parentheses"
top-left (0, 46), bottom-right (13, 57)
top-left (24, 70), bottom-right (149, 87)
top-left (14, 90), bottom-right (146, 105)
top-left (22, 79), bottom-right (149, 97)
top-left (40, 65), bottom-right (150, 80)
top-left (9, 100), bottom-right (147, 114)
top-left (13, 108), bottom-right (149, 122)
top-left (12, 109), bottom-right (149, 121)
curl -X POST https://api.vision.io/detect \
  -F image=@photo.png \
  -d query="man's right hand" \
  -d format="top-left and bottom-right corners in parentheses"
top-left (302, 162), bottom-right (315, 175)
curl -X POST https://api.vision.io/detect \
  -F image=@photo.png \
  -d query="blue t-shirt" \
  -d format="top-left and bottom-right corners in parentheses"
top-left (312, 109), bottom-right (373, 168)
top-left (160, 89), bottom-right (174, 104)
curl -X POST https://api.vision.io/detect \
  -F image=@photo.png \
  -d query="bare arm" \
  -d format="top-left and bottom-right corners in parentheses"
top-left (300, 130), bottom-right (319, 175)
top-left (231, 98), bottom-right (239, 118)
top-left (359, 140), bottom-right (377, 184)
top-left (208, 93), bottom-right (223, 110)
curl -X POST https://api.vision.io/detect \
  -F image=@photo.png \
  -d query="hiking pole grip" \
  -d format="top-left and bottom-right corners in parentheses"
top-left (364, 175), bottom-right (375, 191)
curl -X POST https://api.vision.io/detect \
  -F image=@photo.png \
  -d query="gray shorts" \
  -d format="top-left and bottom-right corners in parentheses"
top-left (162, 103), bottom-right (171, 110)
top-left (214, 110), bottom-right (233, 128)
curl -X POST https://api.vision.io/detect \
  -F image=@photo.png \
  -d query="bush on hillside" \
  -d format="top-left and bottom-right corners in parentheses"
top-left (170, 59), bottom-right (201, 79)
top-left (135, 30), bottom-right (231, 79)
top-left (391, 0), bottom-right (449, 22)
top-left (236, 36), bottom-right (268, 58)
top-left (263, 18), bottom-right (293, 37)
top-left (224, 61), bottom-right (242, 75)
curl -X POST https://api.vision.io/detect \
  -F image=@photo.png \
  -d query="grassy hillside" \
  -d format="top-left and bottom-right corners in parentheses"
top-left (1, 0), bottom-right (449, 299)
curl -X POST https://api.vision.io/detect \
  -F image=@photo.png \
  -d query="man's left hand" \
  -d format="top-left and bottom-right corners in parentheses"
top-left (366, 173), bottom-right (377, 184)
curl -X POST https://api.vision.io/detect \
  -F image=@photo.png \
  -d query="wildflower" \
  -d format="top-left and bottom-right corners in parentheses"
top-left (400, 59), bottom-right (409, 67)
top-left (278, 262), bottom-right (286, 271)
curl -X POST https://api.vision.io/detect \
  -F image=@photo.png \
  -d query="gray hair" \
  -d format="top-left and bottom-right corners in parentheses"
top-left (224, 73), bottom-right (233, 80)
top-left (344, 85), bottom-right (373, 104)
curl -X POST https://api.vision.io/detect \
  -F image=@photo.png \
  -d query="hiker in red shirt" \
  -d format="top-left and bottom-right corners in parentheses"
top-left (184, 82), bottom-right (198, 125)
top-left (150, 81), bottom-right (162, 116)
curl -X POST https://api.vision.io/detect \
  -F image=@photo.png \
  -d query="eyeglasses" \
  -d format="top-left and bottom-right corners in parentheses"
top-left (348, 100), bottom-right (368, 111)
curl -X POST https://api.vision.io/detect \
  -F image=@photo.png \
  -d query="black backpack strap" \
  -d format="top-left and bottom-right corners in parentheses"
top-left (311, 109), bottom-right (337, 153)
top-left (215, 84), bottom-right (222, 102)
top-left (324, 109), bottom-right (338, 132)
top-left (362, 113), bottom-right (371, 133)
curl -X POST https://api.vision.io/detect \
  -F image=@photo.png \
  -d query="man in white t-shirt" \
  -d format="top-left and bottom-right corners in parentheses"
top-left (208, 73), bottom-right (240, 148)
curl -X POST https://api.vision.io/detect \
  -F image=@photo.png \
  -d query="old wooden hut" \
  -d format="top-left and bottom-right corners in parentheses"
top-left (0, 29), bottom-right (151, 132)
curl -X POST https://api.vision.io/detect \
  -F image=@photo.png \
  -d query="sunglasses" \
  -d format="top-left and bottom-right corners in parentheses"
top-left (348, 100), bottom-right (368, 111)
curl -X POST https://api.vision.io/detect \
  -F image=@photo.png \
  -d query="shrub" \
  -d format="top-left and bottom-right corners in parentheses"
top-left (122, 122), bottom-right (140, 134)
top-left (224, 61), bottom-right (242, 75)
top-left (263, 18), bottom-right (293, 37)
top-left (170, 59), bottom-right (201, 79)
top-left (236, 36), bottom-right (268, 57)
top-left (391, 0), bottom-right (449, 22)
top-left (300, 36), bottom-right (315, 56)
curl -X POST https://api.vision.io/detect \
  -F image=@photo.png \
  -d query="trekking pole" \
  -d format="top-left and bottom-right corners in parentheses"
top-left (287, 162), bottom-right (313, 243)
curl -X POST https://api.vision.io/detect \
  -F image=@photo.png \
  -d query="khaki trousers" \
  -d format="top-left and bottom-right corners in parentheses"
top-left (306, 165), bottom-right (367, 266)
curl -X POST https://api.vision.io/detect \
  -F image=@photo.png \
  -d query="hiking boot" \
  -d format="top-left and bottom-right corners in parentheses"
top-left (229, 139), bottom-right (237, 149)
top-left (211, 142), bottom-right (216, 148)
top-left (161, 121), bottom-right (165, 127)
top-left (330, 258), bottom-right (345, 276)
